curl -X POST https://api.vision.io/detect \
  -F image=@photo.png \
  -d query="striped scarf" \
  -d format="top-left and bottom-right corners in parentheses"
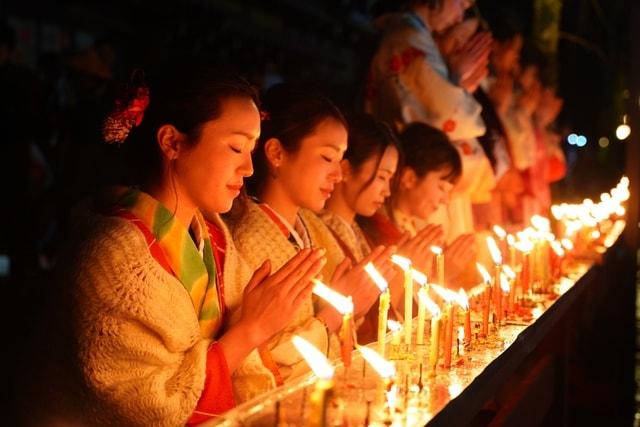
top-left (113, 188), bottom-right (223, 338)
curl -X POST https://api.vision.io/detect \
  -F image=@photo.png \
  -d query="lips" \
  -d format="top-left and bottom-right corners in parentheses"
top-left (320, 187), bottom-right (334, 199)
top-left (227, 183), bottom-right (243, 192)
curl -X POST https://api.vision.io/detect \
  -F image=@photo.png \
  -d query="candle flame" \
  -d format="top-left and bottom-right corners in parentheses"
top-left (500, 272), bottom-right (510, 292)
top-left (551, 205), bottom-right (562, 220)
top-left (292, 336), bottom-right (334, 380)
top-left (514, 240), bottom-right (534, 253)
top-left (476, 262), bottom-right (492, 284)
top-left (493, 225), bottom-right (507, 239)
top-left (411, 269), bottom-right (428, 285)
top-left (364, 262), bottom-right (388, 292)
top-left (591, 230), bottom-right (601, 239)
top-left (532, 307), bottom-right (543, 319)
top-left (418, 292), bottom-right (441, 317)
top-left (486, 236), bottom-right (503, 265)
top-left (502, 264), bottom-right (516, 280)
top-left (387, 319), bottom-right (402, 333)
top-left (357, 346), bottom-right (396, 379)
top-left (430, 283), bottom-right (456, 303)
top-left (550, 241), bottom-right (565, 257)
top-left (531, 215), bottom-right (551, 232)
top-left (468, 283), bottom-right (486, 298)
top-left (312, 280), bottom-right (354, 315)
top-left (560, 238), bottom-right (574, 251)
top-left (456, 288), bottom-right (469, 310)
top-left (506, 234), bottom-right (516, 246)
top-left (430, 246), bottom-right (443, 255)
top-left (390, 254), bottom-right (412, 271)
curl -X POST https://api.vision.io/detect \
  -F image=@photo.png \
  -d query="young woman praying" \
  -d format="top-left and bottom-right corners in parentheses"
top-left (18, 66), bottom-right (325, 427)
top-left (360, 121), bottom-right (477, 286)
top-left (228, 85), bottom-right (391, 382)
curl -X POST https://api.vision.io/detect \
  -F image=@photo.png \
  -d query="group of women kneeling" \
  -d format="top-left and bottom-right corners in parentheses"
top-left (18, 64), bottom-right (476, 426)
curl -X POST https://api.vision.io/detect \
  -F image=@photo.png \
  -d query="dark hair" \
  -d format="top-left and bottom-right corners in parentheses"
top-left (397, 122), bottom-right (462, 182)
top-left (372, 0), bottom-right (443, 16)
top-left (245, 83), bottom-right (347, 197)
top-left (117, 64), bottom-right (258, 187)
top-left (344, 113), bottom-right (402, 191)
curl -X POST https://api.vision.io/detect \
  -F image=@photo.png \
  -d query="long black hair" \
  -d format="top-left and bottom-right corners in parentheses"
top-left (245, 83), bottom-right (347, 198)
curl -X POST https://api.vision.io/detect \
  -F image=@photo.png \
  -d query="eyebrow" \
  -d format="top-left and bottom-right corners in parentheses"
top-left (230, 130), bottom-right (259, 140)
top-left (378, 168), bottom-right (395, 174)
top-left (323, 143), bottom-right (346, 153)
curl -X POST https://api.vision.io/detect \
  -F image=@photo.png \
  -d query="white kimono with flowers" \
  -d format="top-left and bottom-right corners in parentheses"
top-left (365, 12), bottom-right (495, 239)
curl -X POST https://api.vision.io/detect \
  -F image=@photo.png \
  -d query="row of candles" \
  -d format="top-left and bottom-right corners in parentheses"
top-left (287, 176), bottom-right (630, 426)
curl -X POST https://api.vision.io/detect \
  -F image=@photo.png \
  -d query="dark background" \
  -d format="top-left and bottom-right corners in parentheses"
top-left (1, 0), bottom-right (637, 424)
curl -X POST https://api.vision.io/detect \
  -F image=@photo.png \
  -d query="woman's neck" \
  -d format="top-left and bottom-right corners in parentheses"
top-left (391, 195), bottom-right (412, 221)
top-left (325, 186), bottom-right (356, 225)
top-left (259, 183), bottom-right (300, 226)
top-left (144, 181), bottom-right (197, 230)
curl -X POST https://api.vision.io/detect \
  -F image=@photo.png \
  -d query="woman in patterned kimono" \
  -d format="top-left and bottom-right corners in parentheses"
top-left (228, 85), bottom-right (393, 382)
top-left (18, 65), bottom-right (325, 427)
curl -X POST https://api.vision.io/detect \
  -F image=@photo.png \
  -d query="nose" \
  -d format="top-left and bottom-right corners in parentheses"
top-left (239, 153), bottom-right (254, 178)
top-left (329, 162), bottom-right (342, 184)
top-left (382, 180), bottom-right (392, 198)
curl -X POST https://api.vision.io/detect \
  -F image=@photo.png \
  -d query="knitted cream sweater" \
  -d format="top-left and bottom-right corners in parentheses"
top-left (319, 210), bottom-right (372, 262)
top-left (19, 208), bottom-right (274, 426)
top-left (227, 201), bottom-right (346, 382)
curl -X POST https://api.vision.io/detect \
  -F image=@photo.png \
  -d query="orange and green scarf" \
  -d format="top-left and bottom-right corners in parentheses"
top-left (113, 188), bottom-right (223, 338)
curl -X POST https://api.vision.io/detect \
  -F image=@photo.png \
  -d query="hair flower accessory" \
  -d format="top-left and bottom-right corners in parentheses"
top-left (103, 72), bottom-right (150, 144)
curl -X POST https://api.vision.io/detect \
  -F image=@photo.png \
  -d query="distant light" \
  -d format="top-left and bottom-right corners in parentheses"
top-left (616, 124), bottom-right (631, 140)
top-left (598, 137), bottom-right (610, 148)
top-left (567, 133), bottom-right (578, 145)
top-left (576, 135), bottom-right (587, 147)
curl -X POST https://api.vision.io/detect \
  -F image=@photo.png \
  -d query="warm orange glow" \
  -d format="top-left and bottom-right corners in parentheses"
top-left (431, 283), bottom-right (456, 303)
top-left (502, 265), bottom-right (516, 280)
top-left (387, 319), bottom-right (402, 333)
top-left (456, 288), bottom-right (470, 310)
top-left (357, 346), bottom-right (396, 379)
top-left (550, 241), bottom-right (565, 257)
top-left (292, 336), bottom-right (334, 380)
top-left (476, 262), bottom-right (492, 284)
top-left (486, 236), bottom-right (503, 265)
top-left (312, 280), bottom-right (354, 315)
top-left (468, 283), bottom-right (486, 299)
top-left (364, 262), bottom-right (388, 292)
top-left (500, 272), bottom-right (510, 292)
top-left (560, 238), bottom-right (574, 251)
top-left (411, 269), bottom-right (427, 285)
top-left (390, 254), bottom-right (411, 271)
top-left (531, 215), bottom-right (551, 232)
top-left (493, 225), bottom-right (507, 239)
top-left (418, 292), bottom-right (442, 317)
top-left (430, 246), bottom-right (443, 255)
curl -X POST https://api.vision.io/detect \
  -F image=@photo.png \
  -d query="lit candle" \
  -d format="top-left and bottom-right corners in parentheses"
top-left (391, 255), bottom-right (413, 347)
top-left (418, 293), bottom-right (442, 376)
top-left (506, 234), bottom-right (517, 271)
top-left (457, 326), bottom-right (464, 356)
top-left (476, 263), bottom-right (492, 337)
top-left (414, 272), bottom-right (428, 346)
top-left (493, 225), bottom-right (507, 258)
top-left (457, 289), bottom-right (471, 346)
top-left (312, 280), bottom-right (355, 367)
top-left (431, 246), bottom-right (444, 287)
top-left (502, 265), bottom-right (516, 314)
top-left (487, 236), bottom-right (503, 325)
top-left (515, 240), bottom-right (534, 298)
top-left (292, 336), bottom-right (335, 427)
top-left (388, 319), bottom-right (402, 347)
top-left (357, 345), bottom-right (396, 406)
top-left (431, 284), bottom-right (455, 369)
top-left (365, 262), bottom-right (390, 357)
top-left (550, 240), bottom-right (565, 280)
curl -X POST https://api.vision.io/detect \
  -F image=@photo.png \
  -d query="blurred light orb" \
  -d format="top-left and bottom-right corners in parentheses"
top-left (616, 124), bottom-right (631, 140)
